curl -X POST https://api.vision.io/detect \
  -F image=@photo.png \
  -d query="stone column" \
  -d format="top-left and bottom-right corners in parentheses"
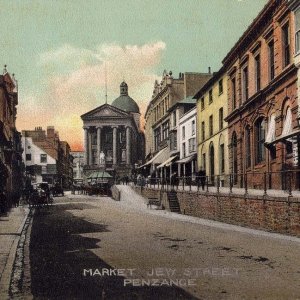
top-left (97, 126), bottom-right (102, 164)
top-left (88, 131), bottom-right (93, 165)
top-left (83, 127), bottom-right (89, 165)
top-left (113, 126), bottom-right (117, 165)
top-left (126, 126), bottom-right (131, 165)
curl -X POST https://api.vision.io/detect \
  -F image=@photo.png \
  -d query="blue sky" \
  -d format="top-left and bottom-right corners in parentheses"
top-left (0, 0), bottom-right (268, 149)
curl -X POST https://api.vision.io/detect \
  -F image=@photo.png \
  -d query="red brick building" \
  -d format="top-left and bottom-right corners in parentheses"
top-left (224, 0), bottom-right (299, 189)
top-left (0, 66), bottom-right (23, 209)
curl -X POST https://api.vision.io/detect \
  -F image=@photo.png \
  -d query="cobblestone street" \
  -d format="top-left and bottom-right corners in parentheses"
top-left (12, 187), bottom-right (300, 299)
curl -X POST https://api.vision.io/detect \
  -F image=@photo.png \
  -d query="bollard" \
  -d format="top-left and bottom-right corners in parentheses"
top-left (244, 172), bottom-right (248, 194)
top-left (229, 174), bottom-right (233, 193)
top-left (217, 175), bottom-right (220, 193)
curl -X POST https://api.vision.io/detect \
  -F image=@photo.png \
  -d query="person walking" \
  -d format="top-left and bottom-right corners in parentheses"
top-left (198, 167), bottom-right (206, 191)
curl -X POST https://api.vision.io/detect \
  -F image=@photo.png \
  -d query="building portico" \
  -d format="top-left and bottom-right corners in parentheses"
top-left (81, 82), bottom-right (145, 180)
top-left (83, 124), bottom-right (132, 168)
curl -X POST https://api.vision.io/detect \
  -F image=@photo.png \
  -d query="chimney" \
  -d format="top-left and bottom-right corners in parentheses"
top-left (208, 67), bottom-right (211, 74)
top-left (47, 126), bottom-right (55, 138)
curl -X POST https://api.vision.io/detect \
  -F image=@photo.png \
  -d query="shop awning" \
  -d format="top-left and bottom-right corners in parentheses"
top-left (157, 156), bottom-right (177, 169)
top-left (265, 129), bottom-right (300, 146)
top-left (176, 153), bottom-right (197, 164)
top-left (87, 171), bottom-right (113, 179)
top-left (142, 147), bottom-right (169, 167)
top-left (265, 115), bottom-right (276, 144)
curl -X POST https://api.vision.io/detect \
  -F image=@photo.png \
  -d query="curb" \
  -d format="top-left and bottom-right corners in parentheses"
top-left (0, 207), bottom-right (31, 299)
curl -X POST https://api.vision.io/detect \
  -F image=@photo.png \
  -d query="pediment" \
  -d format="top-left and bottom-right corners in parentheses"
top-left (81, 104), bottom-right (129, 120)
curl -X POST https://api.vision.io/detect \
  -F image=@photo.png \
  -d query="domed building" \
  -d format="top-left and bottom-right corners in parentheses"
top-left (81, 82), bottom-right (145, 179)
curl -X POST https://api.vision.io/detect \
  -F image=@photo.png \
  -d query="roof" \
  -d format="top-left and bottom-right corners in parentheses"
top-left (111, 95), bottom-right (140, 113)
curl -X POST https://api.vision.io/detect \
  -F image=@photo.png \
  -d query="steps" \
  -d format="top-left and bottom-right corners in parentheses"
top-left (166, 191), bottom-right (181, 213)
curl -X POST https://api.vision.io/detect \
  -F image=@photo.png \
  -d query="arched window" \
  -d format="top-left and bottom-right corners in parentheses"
top-left (219, 135), bottom-right (225, 174)
top-left (200, 145), bottom-right (206, 171)
top-left (245, 126), bottom-right (251, 168)
top-left (255, 118), bottom-right (265, 164)
top-left (232, 132), bottom-right (238, 184)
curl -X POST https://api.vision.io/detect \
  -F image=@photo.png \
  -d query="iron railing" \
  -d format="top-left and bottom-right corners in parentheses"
top-left (132, 170), bottom-right (300, 197)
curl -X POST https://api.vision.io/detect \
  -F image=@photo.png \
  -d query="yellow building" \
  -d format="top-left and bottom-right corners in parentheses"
top-left (195, 67), bottom-right (229, 186)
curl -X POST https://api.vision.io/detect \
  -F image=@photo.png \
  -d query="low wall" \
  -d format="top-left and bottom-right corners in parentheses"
top-left (111, 185), bottom-right (121, 201)
top-left (132, 186), bottom-right (300, 237)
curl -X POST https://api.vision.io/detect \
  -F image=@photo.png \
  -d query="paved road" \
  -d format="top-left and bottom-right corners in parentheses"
top-left (20, 190), bottom-right (300, 299)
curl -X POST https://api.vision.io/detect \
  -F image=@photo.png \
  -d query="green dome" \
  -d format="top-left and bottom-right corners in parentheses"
top-left (111, 81), bottom-right (140, 113)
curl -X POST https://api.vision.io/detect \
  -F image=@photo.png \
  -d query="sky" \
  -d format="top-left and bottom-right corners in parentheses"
top-left (0, 0), bottom-right (268, 151)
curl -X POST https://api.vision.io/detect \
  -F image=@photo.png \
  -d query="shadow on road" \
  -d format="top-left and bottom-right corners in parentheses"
top-left (30, 203), bottom-right (199, 300)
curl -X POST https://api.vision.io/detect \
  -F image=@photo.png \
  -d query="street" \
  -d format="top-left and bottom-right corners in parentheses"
top-left (15, 187), bottom-right (300, 299)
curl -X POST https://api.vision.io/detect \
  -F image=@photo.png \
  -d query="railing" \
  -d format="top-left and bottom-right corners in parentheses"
top-left (135, 170), bottom-right (300, 197)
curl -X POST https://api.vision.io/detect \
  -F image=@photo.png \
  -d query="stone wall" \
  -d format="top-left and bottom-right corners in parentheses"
top-left (132, 186), bottom-right (300, 237)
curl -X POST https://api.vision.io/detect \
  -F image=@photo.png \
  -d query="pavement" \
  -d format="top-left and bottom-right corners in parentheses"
top-left (0, 205), bottom-right (30, 299)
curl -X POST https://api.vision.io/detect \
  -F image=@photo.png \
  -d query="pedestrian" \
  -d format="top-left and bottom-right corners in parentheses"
top-left (198, 167), bottom-right (206, 191)
top-left (170, 172), bottom-right (177, 189)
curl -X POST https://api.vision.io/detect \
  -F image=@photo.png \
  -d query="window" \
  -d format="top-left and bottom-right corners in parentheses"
top-left (219, 108), bottom-right (223, 130)
top-left (209, 89), bottom-right (213, 104)
top-left (268, 40), bottom-right (275, 81)
top-left (173, 111), bottom-right (176, 127)
top-left (165, 98), bottom-right (168, 114)
top-left (192, 120), bottom-right (195, 136)
top-left (218, 79), bottom-right (223, 94)
top-left (201, 122), bottom-right (205, 141)
top-left (182, 142), bottom-right (186, 157)
top-left (231, 77), bottom-right (236, 110)
top-left (220, 144), bottom-right (225, 173)
top-left (26, 154), bottom-right (31, 161)
top-left (200, 97), bottom-right (205, 110)
top-left (232, 132), bottom-right (238, 184)
top-left (162, 121), bottom-right (169, 140)
top-left (245, 126), bottom-right (251, 168)
top-left (154, 127), bottom-right (161, 151)
top-left (296, 8), bottom-right (300, 54)
top-left (189, 138), bottom-right (196, 153)
top-left (255, 54), bottom-right (261, 92)
top-left (242, 66), bottom-right (249, 101)
top-left (282, 23), bottom-right (290, 68)
top-left (255, 118), bottom-right (265, 164)
top-left (209, 115), bottom-right (213, 136)
top-left (170, 132), bottom-right (177, 151)
top-left (40, 154), bottom-right (47, 163)
top-left (182, 126), bottom-right (185, 140)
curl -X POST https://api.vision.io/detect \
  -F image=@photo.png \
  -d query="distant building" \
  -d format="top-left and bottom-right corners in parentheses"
top-left (59, 141), bottom-right (73, 188)
top-left (194, 68), bottom-right (229, 186)
top-left (81, 82), bottom-right (145, 179)
top-left (0, 66), bottom-right (23, 209)
top-left (71, 151), bottom-right (84, 183)
top-left (22, 126), bottom-right (73, 187)
top-left (143, 70), bottom-right (212, 180)
top-left (177, 106), bottom-right (197, 179)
